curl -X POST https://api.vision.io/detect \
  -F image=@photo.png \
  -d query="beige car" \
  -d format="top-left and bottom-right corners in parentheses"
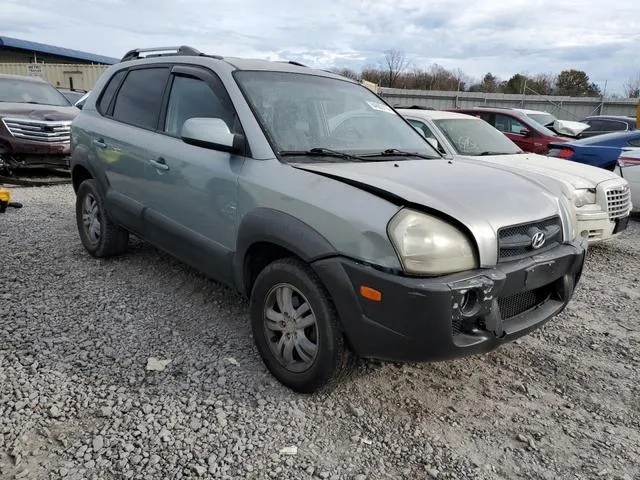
top-left (399, 108), bottom-right (632, 243)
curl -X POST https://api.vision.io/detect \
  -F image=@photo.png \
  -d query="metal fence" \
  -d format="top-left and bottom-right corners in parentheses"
top-left (377, 87), bottom-right (639, 120)
top-left (0, 63), bottom-right (110, 91)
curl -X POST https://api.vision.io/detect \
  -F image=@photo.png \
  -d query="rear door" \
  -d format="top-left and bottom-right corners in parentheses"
top-left (92, 66), bottom-right (171, 233)
top-left (140, 65), bottom-right (246, 285)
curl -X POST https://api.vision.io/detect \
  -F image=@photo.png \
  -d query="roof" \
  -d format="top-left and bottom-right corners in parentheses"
top-left (453, 106), bottom-right (529, 117)
top-left (118, 51), bottom-right (350, 81)
top-left (582, 115), bottom-right (636, 121)
top-left (512, 107), bottom-right (550, 114)
top-left (397, 109), bottom-right (476, 121)
top-left (0, 36), bottom-right (118, 64)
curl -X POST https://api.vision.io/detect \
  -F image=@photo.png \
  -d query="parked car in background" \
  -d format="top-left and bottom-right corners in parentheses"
top-left (70, 45), bottom-right (586, 392)
top-left (0, 73), bottom-right (79, 170)
top-left (616, 149), bottom-right (640, 212)
top-left (511, 108), bottom-right (590, 138)
top-left (548, 130), bottom-right (640, 171)
top-left (577, 115), bottom-right (638, 138)
top-left (399, 108), bottom-right (632, 243)
top-left (450, 107), bottom-right (572, 154)
top-left (57, 87), bottom-right (88, 105)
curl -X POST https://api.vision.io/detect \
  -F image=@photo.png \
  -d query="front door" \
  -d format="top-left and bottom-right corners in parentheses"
top-left (493, 113), bottom-right (537, 152)
top-left (141, 66), bottom-right (246, 285)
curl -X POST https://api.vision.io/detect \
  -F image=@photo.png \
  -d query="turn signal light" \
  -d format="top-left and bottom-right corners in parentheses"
top-left (360, 286), bottom-right (382, 302)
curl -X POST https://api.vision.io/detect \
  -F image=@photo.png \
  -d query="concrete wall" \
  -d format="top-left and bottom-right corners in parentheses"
top-left (0, 63), bottom-right (110, 90)
top-left (377, 87), bottom-right (639, 120)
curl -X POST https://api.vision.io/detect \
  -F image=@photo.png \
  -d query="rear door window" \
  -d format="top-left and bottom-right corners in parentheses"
top-left (112, 68), bottom-right (170, 130)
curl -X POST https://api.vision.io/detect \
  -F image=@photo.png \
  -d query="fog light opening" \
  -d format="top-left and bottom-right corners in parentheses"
top-left (459, 289), bottom-right (479, 316)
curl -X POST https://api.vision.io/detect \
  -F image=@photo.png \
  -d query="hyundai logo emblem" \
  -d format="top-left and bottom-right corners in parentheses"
top-left (530, 231), bottom-right (546, 249)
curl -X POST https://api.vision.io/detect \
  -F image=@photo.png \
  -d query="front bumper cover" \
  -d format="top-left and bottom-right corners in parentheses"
top-left (313, 237), bottom-right (587, 362)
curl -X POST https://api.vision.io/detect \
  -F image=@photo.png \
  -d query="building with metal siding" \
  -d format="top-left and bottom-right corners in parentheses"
top-left (0, 36), bottom-right (118, 65)
top-left (0, 36), bottom-right (117, 90)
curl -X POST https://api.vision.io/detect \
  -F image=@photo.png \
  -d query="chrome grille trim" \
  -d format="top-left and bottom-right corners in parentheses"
top-left (605, 187), bottom-right (631, 220)
top-left (2, 117), bottom-right (71, 143)
top-left (497, 215), bottom-right (563, 262)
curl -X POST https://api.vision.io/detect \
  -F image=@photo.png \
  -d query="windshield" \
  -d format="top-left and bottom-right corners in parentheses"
top-left (433, 118), bottom-right (522, 155)
top-left (234, 71), bottom-right (438, 158)
top-left (526, 112), bottom-right (556, 126)
top-left (0, 78), bottom-right (71, 106)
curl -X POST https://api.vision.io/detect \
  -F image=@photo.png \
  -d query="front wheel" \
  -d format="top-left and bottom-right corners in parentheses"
top-left (249, 258), bottom-right (352, 393)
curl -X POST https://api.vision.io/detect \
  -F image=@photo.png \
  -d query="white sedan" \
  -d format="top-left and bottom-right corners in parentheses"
top-left (616, 149), bottom-right (640, 212)
top-left (398, 108), bottom-right (632, 243)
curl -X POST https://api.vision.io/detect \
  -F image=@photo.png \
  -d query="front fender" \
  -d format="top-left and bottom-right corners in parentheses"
top-left (233, 207), bottom-right (338, 294)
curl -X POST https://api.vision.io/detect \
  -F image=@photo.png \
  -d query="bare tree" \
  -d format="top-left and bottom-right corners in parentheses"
top-left (624, 72), bottom-right (640, 98)
top-left (383, 49), bottom-right (409, 88)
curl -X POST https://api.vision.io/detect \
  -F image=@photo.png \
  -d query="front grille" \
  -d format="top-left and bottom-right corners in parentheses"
top-left (498, 285), bottom-right (552, 320)
top-left (605, 187), bottom-right (631, 219)
top-left (2, 117), bottom-right (71, 143)
top-left (497, 216), bottom-right (562, 262)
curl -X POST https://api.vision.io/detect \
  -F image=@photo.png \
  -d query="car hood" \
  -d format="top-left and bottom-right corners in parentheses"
top-left (461, 152), bottom-right (620, 190)
top-left (549, 119), bottom-right (590, 137)
top-left (292, 159), bottom-right (565, 266)
top-left (0, 102), bottom-right (79, 121)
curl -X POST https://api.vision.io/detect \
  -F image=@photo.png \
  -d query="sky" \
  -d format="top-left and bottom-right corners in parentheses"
top-left (2, 0), bottom-right (639, 95)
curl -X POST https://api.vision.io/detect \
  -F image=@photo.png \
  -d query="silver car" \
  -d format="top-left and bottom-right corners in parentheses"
top-left (69, 46), bottom-right (587, 392)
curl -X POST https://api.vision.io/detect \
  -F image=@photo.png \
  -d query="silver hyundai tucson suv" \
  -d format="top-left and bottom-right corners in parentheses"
top-left (69, 46), bottom-right (587, 393)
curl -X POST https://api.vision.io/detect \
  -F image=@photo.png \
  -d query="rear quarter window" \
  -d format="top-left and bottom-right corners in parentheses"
top-left (97, 70), bottom-right (126, 114)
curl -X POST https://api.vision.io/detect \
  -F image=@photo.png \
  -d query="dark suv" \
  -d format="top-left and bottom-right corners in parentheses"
top-left (578, 115), bottom-right (638, 138)
top-left (451, 107), bottom-right (571, 154)
top-left (0, 74), bottom-right (79, 170)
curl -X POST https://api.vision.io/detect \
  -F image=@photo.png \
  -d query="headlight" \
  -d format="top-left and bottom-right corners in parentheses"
top-left (573, 188), bottom-right (596, 208)
top-left (388, 209), bottom-right (478, 275)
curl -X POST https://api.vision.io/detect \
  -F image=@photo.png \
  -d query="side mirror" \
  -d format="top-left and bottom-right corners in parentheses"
top-left (520, 128), bottom-right (532, 137)
top-left (181, 117), bottom-right (244, 154)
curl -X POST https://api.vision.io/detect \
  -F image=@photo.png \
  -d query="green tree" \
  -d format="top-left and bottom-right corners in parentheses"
top-left (480, 72), bottom-right (500, 92)
top-left (504, 73), bottom-right (528, 94)
top-left (556, 69), bottom-right (600, 96)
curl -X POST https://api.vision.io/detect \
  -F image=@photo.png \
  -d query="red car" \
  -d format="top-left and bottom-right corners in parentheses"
top-left (449, 107), bottom-right (571, 154)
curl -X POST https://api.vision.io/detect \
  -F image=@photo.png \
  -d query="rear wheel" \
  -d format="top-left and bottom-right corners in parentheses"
top-left (250, 257), bottom-right (352, 393)
top-left (75, 179), bottom-right (129, 257)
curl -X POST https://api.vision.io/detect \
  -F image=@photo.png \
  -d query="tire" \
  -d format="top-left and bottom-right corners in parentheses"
top-left (75, 179), bottom-right (129, 257)
top-left (249, 257), bottom-right (353, 393)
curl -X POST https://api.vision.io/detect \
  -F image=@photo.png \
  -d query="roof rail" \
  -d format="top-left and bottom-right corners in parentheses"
top-left (120, 45), bottom-right (210, 62)
top-left (395, 105), bottom-right (435, 110)
top-left (279, 60), bottom-right (308, 67)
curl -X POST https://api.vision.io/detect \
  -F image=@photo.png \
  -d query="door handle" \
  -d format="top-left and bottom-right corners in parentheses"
top-left (93, 138), bottom-right (107, 149)
top-left (149, 158), bottom-right (169, 171)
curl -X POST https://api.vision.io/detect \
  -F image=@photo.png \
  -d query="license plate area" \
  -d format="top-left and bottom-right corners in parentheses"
top-left (524, 260), bottom-right (563, 290)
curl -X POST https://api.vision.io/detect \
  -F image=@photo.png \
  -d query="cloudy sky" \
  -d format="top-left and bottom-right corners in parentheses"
top-left (2, 0), bottom-right (639, 94)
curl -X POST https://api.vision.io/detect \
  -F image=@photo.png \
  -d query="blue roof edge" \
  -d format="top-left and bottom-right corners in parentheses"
top-left (0, 36), bottom-right (119, 64)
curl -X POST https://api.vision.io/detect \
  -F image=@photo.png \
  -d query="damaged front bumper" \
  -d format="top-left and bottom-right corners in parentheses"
top-left (312, 236), bottom-right (587, 362)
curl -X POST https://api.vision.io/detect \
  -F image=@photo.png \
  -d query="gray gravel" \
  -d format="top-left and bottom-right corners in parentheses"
top-left (1, 184), bottom-right (639, 480)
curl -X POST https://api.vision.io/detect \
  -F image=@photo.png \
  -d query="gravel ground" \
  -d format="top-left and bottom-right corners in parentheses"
top-left (1, 184), bottom-right (638, 480)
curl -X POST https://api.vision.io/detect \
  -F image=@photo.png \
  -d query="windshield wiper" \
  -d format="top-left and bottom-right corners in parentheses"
top-left (360, 148), bottom-right (437, 160)
top-left (278, 147), bottom-right (364, 162)
top-left (477, 151), bottom-right (511, 156)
